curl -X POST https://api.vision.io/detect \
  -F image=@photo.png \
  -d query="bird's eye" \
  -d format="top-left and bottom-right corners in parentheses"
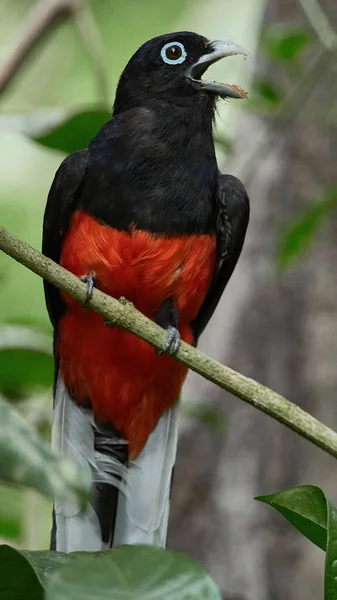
top-left (161, 42), bottom-right (187, 65)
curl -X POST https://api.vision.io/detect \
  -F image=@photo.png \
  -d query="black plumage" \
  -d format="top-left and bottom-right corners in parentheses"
top-left (43, 31), bottom-right (250, 551)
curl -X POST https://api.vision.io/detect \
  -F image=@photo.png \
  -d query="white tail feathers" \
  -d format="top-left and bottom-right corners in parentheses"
top-left (52, 376), bottom-right (180, 551)
top-left (113, 399), bottom-right (179, 546)
top-left (52, 376), bottom-right (126, 551)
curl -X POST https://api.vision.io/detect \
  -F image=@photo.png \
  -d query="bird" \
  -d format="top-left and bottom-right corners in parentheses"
top-left (42, 31), bottom-right (250, 552)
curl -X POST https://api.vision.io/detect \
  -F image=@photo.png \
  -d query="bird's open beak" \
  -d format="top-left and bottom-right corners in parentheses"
top-left (189, 40), bottom-right (249, 99)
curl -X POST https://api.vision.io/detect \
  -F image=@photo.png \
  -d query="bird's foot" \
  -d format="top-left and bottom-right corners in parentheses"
top-left (158, 326), bottom-right (180, 356)
top-left (80, 271), bottom-right (95, 306)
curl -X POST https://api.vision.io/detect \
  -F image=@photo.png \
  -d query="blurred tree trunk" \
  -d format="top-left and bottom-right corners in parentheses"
top-left (168, 1), bottom-right (337, 599)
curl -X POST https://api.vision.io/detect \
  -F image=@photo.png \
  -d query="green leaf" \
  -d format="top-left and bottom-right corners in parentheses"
top-left (325, 499), bottom-right (337, 600)
top-left (21, 549), bottom-right (80, 589)
top-left (0, 514), bottom-right (21, 540)
top-left (0, 485), bottom-right (22, 540)
top-left (1, 547), bottom-right (81, 591)
top-left (277, 187), bottom-right (337, 270)
top-left (2, 546), bottom-right (221, 599)
top-left (256, 485), bottom-right (327, 550)
top-left (253, 79), bottom-right (282, 105)
top-left (44, 545), bottom-right (221, 600)
top-left (0, 326), bottom-right (52, 398)
top-left (0, 348), bottom-right (53, 397)
top-left (263, 27), bottom-right (311, 62)
top-left (0, 394), bottom-right (90, 503)
top-left (34, 109), bottom-right (111, 154)
top-left (0, 545), bottom-right (44, 600)
top-left (256, 486), bottom-right (337, 600)
top-left (0, 107), bottom-right (110, 154)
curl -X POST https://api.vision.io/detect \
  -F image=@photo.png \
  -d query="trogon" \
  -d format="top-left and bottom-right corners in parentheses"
top-left (42, 31), bottom-right (250, 552)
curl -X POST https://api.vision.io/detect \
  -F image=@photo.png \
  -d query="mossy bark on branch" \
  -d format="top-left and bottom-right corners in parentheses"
top-left (1, 224), bottom-right (337, 459)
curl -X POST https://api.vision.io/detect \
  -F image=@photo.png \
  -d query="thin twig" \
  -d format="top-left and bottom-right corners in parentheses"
top-left (72, 2), bottom-right (110, 104)
top-left (0, 0), bottom-right (109, 103)
top-left (1, 225), bottom-right (337, 460)
top-left (0, 0), bottom-right (74, 96)
top-left (298, 0), bottom-right (337, 51)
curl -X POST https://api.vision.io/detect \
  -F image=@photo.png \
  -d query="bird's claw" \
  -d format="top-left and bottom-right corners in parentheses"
top-left (158, 326), bottom-right (180, 356)
top-left (80, 271), bottom-right (95, 305)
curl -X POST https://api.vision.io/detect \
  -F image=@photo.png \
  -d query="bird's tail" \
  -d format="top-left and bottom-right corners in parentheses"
top-left (113, 399), bottom-right (179, 546)
top-left (51, 375), bottom-right (179, 551)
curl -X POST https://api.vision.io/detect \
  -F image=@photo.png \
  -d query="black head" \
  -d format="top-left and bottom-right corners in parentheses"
top-left (113, 31), bottom-right (248, 114)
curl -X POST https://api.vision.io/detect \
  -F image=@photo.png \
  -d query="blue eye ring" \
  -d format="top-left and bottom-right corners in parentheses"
top-left (161, 41), bottom-right (187, 65)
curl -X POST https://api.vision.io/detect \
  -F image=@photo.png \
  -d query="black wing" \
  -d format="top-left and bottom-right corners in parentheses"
top-left (191, 173), bottom-right (250, 341)
top-left (43, 149), bottom-right (124, 550)
top-left (42, 149), bottom-right (87, 328)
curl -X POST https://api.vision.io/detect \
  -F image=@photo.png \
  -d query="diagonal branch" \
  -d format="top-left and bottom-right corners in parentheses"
top-left (1, 224), bottom-right (337, 460)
